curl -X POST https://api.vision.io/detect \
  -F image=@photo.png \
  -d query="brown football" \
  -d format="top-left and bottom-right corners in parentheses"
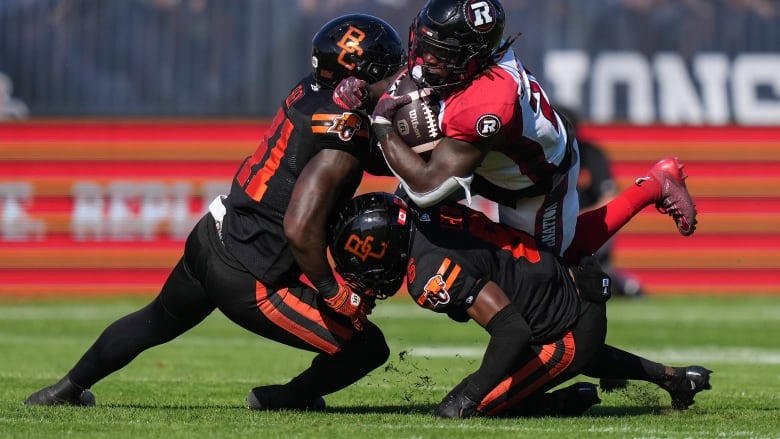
top-left (390, 74), bottom-right (443, 154)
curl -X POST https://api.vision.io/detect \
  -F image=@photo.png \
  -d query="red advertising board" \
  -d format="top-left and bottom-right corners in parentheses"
top-left (1, 120), bottom-right (779, 296)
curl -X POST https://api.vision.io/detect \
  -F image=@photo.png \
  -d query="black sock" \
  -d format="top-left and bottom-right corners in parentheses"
top-left (67, 297), bottom-right (196, 388)
top-left (582, 344), bottom-right (666, 383)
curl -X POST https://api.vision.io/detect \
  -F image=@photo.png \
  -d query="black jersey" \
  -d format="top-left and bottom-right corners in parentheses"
top-left (222, 75), bottom-right (384, 285)
top-left (407, 202), bottom-right (581, 343)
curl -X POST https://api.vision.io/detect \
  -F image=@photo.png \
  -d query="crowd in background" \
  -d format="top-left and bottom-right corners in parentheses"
top-left (0, 0), bottom-right (777, 118)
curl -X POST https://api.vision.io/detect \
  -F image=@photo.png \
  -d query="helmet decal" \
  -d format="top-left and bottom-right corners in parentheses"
top-left (336, 26), bottom-right (366, 70)
top-left (329, 192), bottom-right (411, 299)
top-left (464, 0), bottom-right (499, 34)
top-left (343, 234), bottom-right (388, 262)
top-left (312, 14), bottom-right (406, 88)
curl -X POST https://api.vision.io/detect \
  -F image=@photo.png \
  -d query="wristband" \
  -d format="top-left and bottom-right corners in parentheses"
top-left (312, 277), bottom-right (339, 299)
top-left (372, 119), bottom-right (394, 138)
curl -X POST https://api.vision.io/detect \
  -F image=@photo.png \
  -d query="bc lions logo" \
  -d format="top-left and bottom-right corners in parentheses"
top-left (328, 112), bottom-right (363, 141)
top-left (336, 25), bottom-right (366, 69)
top-left (344, 234), bottom-right (387, 262)
top-left (417, 274), bottom-right (451, 309)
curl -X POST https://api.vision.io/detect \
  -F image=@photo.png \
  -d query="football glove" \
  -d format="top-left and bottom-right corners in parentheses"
top-left (371, 93), bottom-right (411, 138)
top-left (321, 280), bottom-right (369, 331)
top-left (574, 255), bottom-right (612, 303)
top-left (333, 76), bottom-right (369, 110)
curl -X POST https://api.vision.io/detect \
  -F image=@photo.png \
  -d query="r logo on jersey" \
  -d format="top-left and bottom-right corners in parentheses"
top-left (417, 274), bottom-right (451, 309)
top-left (475, 114), bottom-right (501, 138)
top-left (464, 0), bottom-right (498, 34)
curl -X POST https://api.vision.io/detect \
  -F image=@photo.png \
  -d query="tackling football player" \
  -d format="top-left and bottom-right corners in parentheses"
top-left (25, 14), bottom-right (405, 410)
top-left (329, 191), bottom-right (712, 418)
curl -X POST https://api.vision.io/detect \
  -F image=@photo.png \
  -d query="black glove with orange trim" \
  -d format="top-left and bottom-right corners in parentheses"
top-left (316, 278), bottom-right (369, 331)
top-left (574, 255), bottom-right (612, 303)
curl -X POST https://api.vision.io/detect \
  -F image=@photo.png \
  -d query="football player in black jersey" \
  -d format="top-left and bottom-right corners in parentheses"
top-left (25, 15), bottom-right (406, 410)
top-left (330, 192), bottom-right (712, 418)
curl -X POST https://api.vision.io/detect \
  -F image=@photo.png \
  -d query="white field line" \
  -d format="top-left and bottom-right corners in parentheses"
top-left (404, 346), bottom-right (780, 364)
top-left (2, 324), bottom-right (779, 365)
top-left (1, 301), bottom-right (779, 322)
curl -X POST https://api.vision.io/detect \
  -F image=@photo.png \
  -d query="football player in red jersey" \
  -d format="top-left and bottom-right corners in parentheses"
top-left (330, 192), bottom-right (712, 418)
top-left (24, 14), bottom-right (406, 410)
top-left (333, 0), bottom-right (697, 259)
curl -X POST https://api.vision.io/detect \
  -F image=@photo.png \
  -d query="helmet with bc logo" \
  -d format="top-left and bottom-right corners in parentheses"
top-left (408, 0), bottom-right (506, 89)
top-left (329, 192), bottom-right (411, 299)
top-left (311, 14), bottom-right (406, 89)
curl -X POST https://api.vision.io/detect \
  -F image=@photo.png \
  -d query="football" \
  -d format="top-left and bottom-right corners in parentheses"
top-left (390, 74), bottom-right (443, 154)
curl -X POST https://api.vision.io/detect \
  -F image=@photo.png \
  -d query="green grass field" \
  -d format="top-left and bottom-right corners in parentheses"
top-left (2, 295), bottom-right (779, 438)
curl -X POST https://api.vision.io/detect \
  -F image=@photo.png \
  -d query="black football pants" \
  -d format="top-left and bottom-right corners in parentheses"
top-left (66, 213), bottom-right (389, 400)
top-left (476, 299), bottom-right (608, 416)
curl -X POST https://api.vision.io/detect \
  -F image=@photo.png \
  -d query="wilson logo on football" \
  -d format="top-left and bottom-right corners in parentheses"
top-left (336, 25), bottom-right (365, 69)
top-left (344, 234), bottom-right (387, 262)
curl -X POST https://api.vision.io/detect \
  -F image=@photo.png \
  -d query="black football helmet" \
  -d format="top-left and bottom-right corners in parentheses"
top-left (311, 14), bottom-right (406, 89)
top-left (409, 0), bottom-right (506, 89)
top-left (329, 192), bottom-right (411, 299)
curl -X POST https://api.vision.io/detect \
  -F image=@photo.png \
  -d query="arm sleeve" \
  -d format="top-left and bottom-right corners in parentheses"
top-left (462, 305), bottom-right (532, 402)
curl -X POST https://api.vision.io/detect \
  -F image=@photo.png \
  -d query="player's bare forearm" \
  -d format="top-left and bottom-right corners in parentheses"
top-left (285, 150), bottom-right (362, 288)
top-left (379, 132), bottom-right (482, 194)
top-left (285, 183), bottom-right (336, 287)
top-left (378, 131), bottom-right (433, 188)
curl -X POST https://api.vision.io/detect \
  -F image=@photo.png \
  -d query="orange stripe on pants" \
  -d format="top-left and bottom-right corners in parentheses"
top-left (255, 281), bottom-right (352, 354)
top-left (479, 331), bottom-right (576, 416)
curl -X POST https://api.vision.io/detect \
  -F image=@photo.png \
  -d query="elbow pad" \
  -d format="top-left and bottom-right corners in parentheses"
top-left (400, 175), bottom-right (474, 208)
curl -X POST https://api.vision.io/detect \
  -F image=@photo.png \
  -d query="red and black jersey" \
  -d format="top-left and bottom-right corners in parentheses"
top-left (435, 48), bottom-right (575, 205)
top-left (222, 75), bottom-right (386, 285)
top-left (406, 201), bottom-right (580, 343)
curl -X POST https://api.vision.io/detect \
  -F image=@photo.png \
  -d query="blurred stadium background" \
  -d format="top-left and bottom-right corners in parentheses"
top-left (0, 0), bottom-right (779, 297)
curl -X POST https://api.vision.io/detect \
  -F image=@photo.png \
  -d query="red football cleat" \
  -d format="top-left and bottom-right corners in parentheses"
top-left (635, 157), bottom-right (698, 236)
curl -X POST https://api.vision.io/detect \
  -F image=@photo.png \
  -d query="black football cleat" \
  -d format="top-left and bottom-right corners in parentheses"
top-left (545, 382), bottom-right (602, 416)
top-left (500, 382), bottom-right (601, 417)
top-left (662, 365), bottom-right (712, 410)
top-left (247, 384), bottom-right (325, 411)
top-left (24, 376), bottom-right (95, 407)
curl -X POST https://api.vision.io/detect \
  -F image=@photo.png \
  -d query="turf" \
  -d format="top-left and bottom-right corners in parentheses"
top-left (1, 295), bottom-right (779, 438)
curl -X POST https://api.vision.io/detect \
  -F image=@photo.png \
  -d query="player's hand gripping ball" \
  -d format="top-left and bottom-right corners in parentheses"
top-left (387, 73), bottom-right (443, 154)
